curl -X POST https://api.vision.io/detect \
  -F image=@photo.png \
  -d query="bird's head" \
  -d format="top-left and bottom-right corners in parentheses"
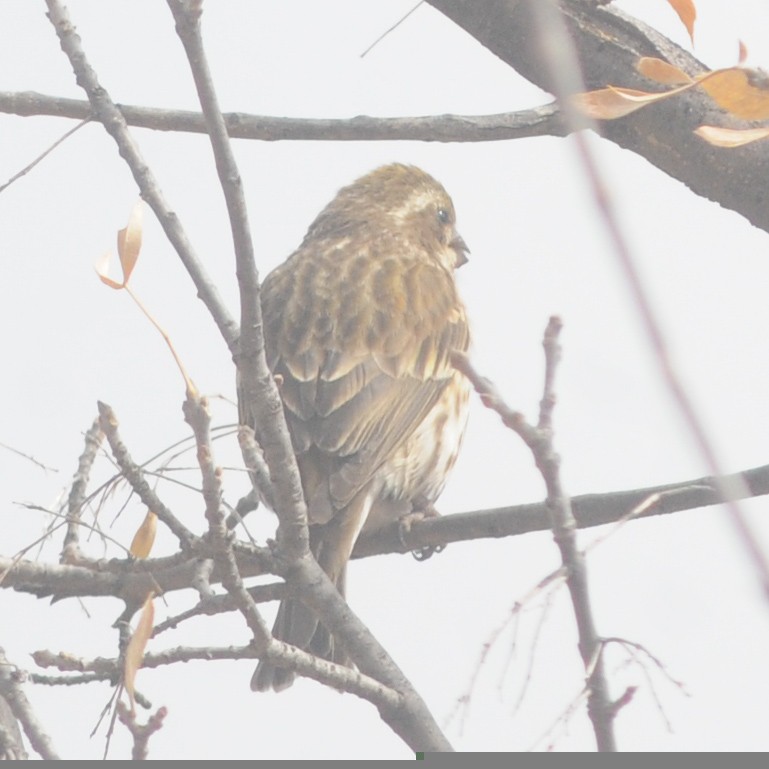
top-left (304, 163), bottom-right (469, 271)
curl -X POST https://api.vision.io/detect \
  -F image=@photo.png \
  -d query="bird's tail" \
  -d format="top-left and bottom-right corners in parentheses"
top-left (250, 565), bottom-right (349, 692)
top-left (251, 490), bottom-right (370, 692)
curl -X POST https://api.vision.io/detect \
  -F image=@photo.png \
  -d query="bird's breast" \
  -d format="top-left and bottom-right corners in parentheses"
top-left (375, 370), bottom-right (470, 513)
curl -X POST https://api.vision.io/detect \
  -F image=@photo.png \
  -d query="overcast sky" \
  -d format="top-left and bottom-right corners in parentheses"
top-left (1, 0), bottom-right (769, 758)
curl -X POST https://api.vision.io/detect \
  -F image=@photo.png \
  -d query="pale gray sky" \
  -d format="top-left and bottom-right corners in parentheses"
top-left (1, 0), bottom-right (769, 758)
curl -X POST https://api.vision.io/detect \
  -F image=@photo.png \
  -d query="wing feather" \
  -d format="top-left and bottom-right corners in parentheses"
top-left (257, 234), bottom-right (469, 516)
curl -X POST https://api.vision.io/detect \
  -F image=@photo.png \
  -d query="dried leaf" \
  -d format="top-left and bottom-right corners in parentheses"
top-left (116, 200), bottom-right (143, 285)
top-left (130, 510), bottom-right (157, 559)
top-left (667, 0), bottom-right (696, 44)
top-left (572, 87), bottom-right (653, 119)
top-left (124, 592), bottom-right (155, 715)
top-left (698, 67), bottom-right (769, 121)
top-left (637, 57), bottom-right (692, 85)
top-left (573, 80), bottom-right (698, 120)
top-left (695, 124), bottom-right (769, 148)
top-left (94, 251), bottom-right (125, 290)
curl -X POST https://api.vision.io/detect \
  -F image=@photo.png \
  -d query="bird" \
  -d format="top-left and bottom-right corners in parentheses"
top-left (240, 163), bottom-right (471, 691)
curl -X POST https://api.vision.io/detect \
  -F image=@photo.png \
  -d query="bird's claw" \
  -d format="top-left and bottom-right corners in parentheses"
top-left (397, 507), bottom-right (446, 561)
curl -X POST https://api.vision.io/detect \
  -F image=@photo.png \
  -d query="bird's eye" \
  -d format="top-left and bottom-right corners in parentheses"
top-left (436, 207), bottom-right (450, 224)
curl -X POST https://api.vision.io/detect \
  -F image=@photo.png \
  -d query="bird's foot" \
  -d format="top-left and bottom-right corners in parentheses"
top-left (398, 506), bottom-right (446, 561)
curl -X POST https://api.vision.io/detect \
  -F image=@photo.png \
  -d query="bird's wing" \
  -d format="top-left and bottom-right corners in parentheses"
top-left (261, 243), bottom-right (469, 518)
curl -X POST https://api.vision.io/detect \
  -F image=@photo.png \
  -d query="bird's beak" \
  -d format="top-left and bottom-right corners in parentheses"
top-left (450, 233), bottom-right (470, 268)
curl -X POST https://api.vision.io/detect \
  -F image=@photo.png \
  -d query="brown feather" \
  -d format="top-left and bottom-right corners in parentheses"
top-left (244, 164), bottom-right (472, 691)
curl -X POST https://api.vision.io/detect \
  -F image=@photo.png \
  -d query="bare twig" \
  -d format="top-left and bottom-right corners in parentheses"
top-left (62, 417), bottom-right (104, 560)
top-left (152, 582), bottom-right (285, 636)
top-left (523, 0), bottom-right (769, 605)
top-left (528, 685), bottom-right (590, 752)
top-left (116, 701), bottom-right (167, 760)
top-left (0, 648), bottom-right (59, 760)
top-left (182, 392), bottom-right (270, 645)
top-left (360, 1), bottom-right (424, 58)
top-left (33, 643), bottom-right (403, 710)
top-left (43, 0), bottom-right (239, 349)
top-left (97, 401), bottom-right (196, 549)
top-left (0, 117), bottom-right (88, 194)
top-left (454, 319), bottom-right (617, 752)
top-left (237, 425), bottom-right (275, 512)
top-left (445, 564), bottom-right (566, 732)
top-left (0, 441), bottom-right (58, 472)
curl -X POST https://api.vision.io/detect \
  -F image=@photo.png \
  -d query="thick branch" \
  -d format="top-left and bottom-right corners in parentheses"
top-left (427, 0), bottom-right (769, 236)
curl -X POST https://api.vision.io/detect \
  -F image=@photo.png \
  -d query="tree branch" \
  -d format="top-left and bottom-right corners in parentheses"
top-left (353, 462), bottom-right (769, 558)
top-left (166, 2), bottom-right (452, 751)
top-left (454, 321), bottom-right (617, 751)
top-left (0, 90), bottom-right (564, 143)
top-left (0, 648), bottom-right (58, 760)
top-left (427, 0), bottom-right (769, 237)
top-left (43, 0), bottom-right (239, 349)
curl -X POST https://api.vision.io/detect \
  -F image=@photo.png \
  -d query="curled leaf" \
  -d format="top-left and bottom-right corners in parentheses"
top-left (572, 87), bottom-right (652, 120)
top-left (116, 200), bottom-right (143, 285)
top-left (573, 82), bottom-right (696, 120)
top-left (695, 125), bottom-right (769, 148)
top-left (130, 510), bottom-right (157, 559)
top-left (124, 592), bottom-right (155, 715)
top-left (95, 251), bottom-right (125, 290)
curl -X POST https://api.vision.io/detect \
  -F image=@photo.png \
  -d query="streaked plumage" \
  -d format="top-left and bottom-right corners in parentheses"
top-left (241, 164), bottom-right (470, 691)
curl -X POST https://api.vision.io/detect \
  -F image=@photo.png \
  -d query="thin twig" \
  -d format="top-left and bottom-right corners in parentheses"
top-left (43, 0), bottom-right (239, 349)
top-left (182, 392), bottom-right (270, 645)
top-left (237, 425), bottom-right (275, 512)
top-left (454, 320), bottom-right (618, 752)
top-left (0, 117), bottom-right (88, 194)
top-left (0, 441), bottom-right (57, 472)
top-left (523, 0), bottom-right (769, 604)
top-left (360, 1), bottom-right (424, 58)
top-left (62, 418), bottom-right (104, 559)
top-left (116, 701), bottom-right (167, 760)
top-left (97, 401), bottom-right (196, 549)
top-left (33, 643), bottom-right (403, 709)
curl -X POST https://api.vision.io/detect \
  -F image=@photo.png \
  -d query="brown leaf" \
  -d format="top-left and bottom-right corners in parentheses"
top-left (124, 592), bottom-right (155, 715)
top-left (667, 0), bottom-right (696, 44)
top-left (129, 510), bottom-right (157, 559)
top-left (572, 87), bottom-right (653, 120)
top-left (116, 200), bottom-right (143, 286)
top-left (698, 67), bottom-right (769, 121)
top-left (636, 57), bottom-right (692, 86)
top-left (575, 81), bottom-right (702, 120)
top-left (695, 124), bottom-right (769, 148)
